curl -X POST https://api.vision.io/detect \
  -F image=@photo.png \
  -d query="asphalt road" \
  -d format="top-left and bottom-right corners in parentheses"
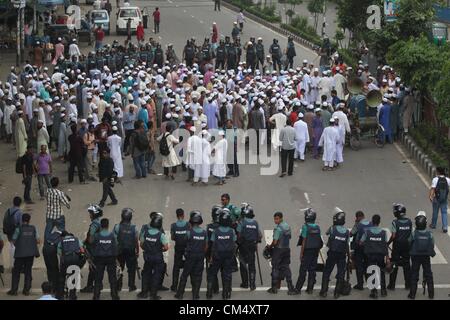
top-left (0, 0), bottom-right (449, 300)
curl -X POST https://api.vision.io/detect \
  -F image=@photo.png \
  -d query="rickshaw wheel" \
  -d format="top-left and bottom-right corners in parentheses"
top-left (350, 134), bottom-right (361, 151)
top-left (375, 125), bottom-right (385, 148)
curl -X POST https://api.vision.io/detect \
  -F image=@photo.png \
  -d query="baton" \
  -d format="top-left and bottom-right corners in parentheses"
top-left (256, 244), bottom-right (263, 286)
top-left (0, 273), bottom-right (4, 287)
top-left (136, 265), bottom-right (141, 280)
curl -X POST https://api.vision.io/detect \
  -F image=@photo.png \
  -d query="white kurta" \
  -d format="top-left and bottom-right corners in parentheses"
top-left (333, 73), bottom-right (347, 100)
top-left (318, 126), bottom-right (339, 166)
top-left (310, 76), bottom-right (320, 104)
top-left (107, 134), bottom-right (124, 177)
top-left (269, 113), bottom-right (287, 150)
top-left (212, 138), bottom-right (228, 178)
top-left (37, 127), bottom-right (50, 153)
top-left (187, 135), bottom-right (203, 177)
top-left (3, 104), bottom-right (15, 134)
top-left (318, 77), bottom-right (332, 102)
top-left (199, 138), bottom-right (211, 182)
top-left (158, 134), bottom-right (181, 168)
top-left (334, 125), bottom-right (345, 164)
top-left (294, 120), bottom-right (310, 160)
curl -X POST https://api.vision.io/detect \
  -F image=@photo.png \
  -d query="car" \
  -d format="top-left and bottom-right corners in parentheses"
top-left (88, 9), bottom-right (110, 35)
top-left (116, 5), bottom-right (142, 35)
top-left (86, 0), bottom-right (94, 5)
top-left (78, 18), bottom-right (94, 45)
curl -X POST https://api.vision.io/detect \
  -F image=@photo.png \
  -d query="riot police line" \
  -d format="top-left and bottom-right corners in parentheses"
top-left (12, 200), bottom-right (435, 300)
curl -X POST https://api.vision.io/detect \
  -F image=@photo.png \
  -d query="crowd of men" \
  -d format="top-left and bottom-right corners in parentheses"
top-left (1, 192), bottom-right (437, 300)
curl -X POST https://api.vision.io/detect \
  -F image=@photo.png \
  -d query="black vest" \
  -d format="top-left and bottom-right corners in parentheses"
top-left (14, 225), bottom-right (38, 258)
top-left (256, 44), bottom-right (264, 58)
top-left (275, 223), bottom-right (291, 249)
top-left (143, 229), bottom-right (163, 262)
top-left (61, 235), bottom-right (81, 265)
top-left (363, 229), bottom-right (388, 256)
top-left (171, 221), bottom-right (189, 248)
top-left (216, 46), bottom-right (226, 60)
top-left (186, 228), bottom-right (207, 257)
top-left (93, 232), bottom-right (117, 258)
top-left (304, 224), bottom-right (323, 250)
top-left (393, 218), bottom-right (412, 245)
top-left (328, 226), bottom-right (349, 253)
top-left (213, 227), bottom-right (234, 253)
top-left (240, 219), bottom-right (259, 242)
top-left (410, 230), bottom-right (434, 256)
top-left (117, 223), bottom-right (136, 252)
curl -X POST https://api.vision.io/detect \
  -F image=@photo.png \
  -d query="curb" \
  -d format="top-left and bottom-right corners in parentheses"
top-left (221, 0), bottom-right (317, 51)
top-left (401, 134), bottom-right (436, 179)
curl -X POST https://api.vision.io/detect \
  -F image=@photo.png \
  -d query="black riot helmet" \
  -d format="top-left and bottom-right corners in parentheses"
top-left (393, 203), bottom-right (406, 218)
top-left (150, 211), bottom-right (164, 220)
top-left (262, 246), bottom-right (273, 260)
top-left (150, 215), bottom-right (163, 229)
top-left (333, 209), bottom-right (346, 226)
top-left (88, 204), bottom-right (103, 219)
top-left (121, 208), bottom-right (134, 222)
top-left (218, 208), bottom-right (232, 227)
top-left (241, 203), bottom-right (255, 219)
top-left (304, 208), bottom-right (316, 223)
top-left (415, 211), bottom-right (427, 230)
top-left (189, 210), bottom-right (203, 225)
top-left (211, 205), bottom-right (222, 223)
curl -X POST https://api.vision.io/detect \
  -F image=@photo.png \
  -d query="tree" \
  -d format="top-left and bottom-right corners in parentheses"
top-left (334, 29), bottom-right (345, 49)
top-left (307, 0), bottom-right (325, 31)
top-left (336, 0), bottom-right (375, 43)
top-left (286, 9), bottom-right (295, 24)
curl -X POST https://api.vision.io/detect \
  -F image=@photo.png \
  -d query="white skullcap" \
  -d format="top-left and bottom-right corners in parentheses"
top-left (165, 113), bottom-right (172, 119)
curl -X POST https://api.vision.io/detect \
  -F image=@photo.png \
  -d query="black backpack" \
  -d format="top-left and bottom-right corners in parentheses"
top-left (159, 133), bottom-right (170, 156)
top-left (435, 176), bottom-right (449, 202)
top-left (3, 208), bottom-right (18, 238)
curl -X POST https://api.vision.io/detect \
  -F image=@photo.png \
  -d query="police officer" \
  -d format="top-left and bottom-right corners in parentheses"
top-left (7, 214), bottom-right (40, 296)
top-left (269, 39), bottom-right (281, 71)
top-left (175, 210), bottom-right (208, 300)
top-left (216, 40), bottom-right (227, 70)
top-left (206, 205), bottom-right (221, 296)
top-left (170, 208), bottom-right (189, 292)
top-left (206, 208), bottom-right (236, 300)
top-left (286, 36), bottom-right (296, 69)
top-left (360, 214), bottom-right (389, 298)
top-left (154, 44), bottom-right (164, 68)
top-left (183, 40), bottom-right (195, 68)
top-left (201, 40), bottom-right (212, 64)
top-left (408, 212), bottom-right (435, 299)
top-left (113, 208), bottom-right (139, 292)
top-left (350, 210), bottom-right (372, 290)
top-left (267, 211), bottom-right (296, 295)
top-left (236, 204), bottom-right (262, 290)
top-left (138, 213), bottom-right (169, 300)
top-left (42, 220), bottom-right (64, 293)
top-left (255, 37), bottom-right (265, 71)
top-left (226, 44), bottom-right (237, 71)
top-left (57, 230), bottom-right (84, 300)
top-left (220, 193), bottom-right (241, 226)
top-left (319, 210), bottom-right (350, 298)
top-left (245, 41), bottom-right (256, 72)
top-left (92, 218), bottom-right (119, 300)
top-left (295, 208), bottom-right (323, 294)
top-left (387, 203), bottom-right (412, 290)
top-left (80, 205), bottom-right (103, 293)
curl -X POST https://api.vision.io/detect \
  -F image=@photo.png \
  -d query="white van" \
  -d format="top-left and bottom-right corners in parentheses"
top-left (116, 5), bottom-right (142, 35)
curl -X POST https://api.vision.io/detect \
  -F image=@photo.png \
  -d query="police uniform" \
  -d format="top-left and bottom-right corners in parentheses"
top-left (206, 226), bottom-right (236, 299)
top-left (114, 222), bottom-right (138, 291)
top-left (42, 222), bottom-right (63, 293)
top-left (206, 220), bottom-right (220, 294)
top-left (175, 226), bottom-right (208, 299)
top-left (388, 217), bottom-right (412, 289)
top-left (361, 226), bottom-right (388, 297)
top-left (236, 217), bottom-right (261, 289)
top-left (246, 45), bottom-right (256, 71)
top-left (320, 225), bottom-right (349, 297)
top-left (270, 221), bottom-right (294, 292)
top-left (255, 42), bottom-right (265, 70)
top-left (140, 224), bottom-right (169, 299)
top-left (269, 42), bottom-right (281, 71)
top-left (170, 220), bottom-right (189, 291)
top-left (351, 219), bottom-right (372, 289)
top-left (81, 217), bottom-right (101, 292)
top-left (92, 229), bottom-right (119, 300)
top-left (296, 223), bottom-right (323, 293)
top-left (10, 224), bottom-right (40, 295)
top-left (184, 44), bottom-right (195, 68)
top-left (409, 229), bottom-right (435, 298)
top-left (57, 234), bottom-right (84, 300)
top-left (215, 44), bottom-right (226, 70)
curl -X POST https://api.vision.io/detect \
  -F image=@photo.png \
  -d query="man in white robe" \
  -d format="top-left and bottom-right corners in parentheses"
top-left (333, 69), bottom-right (347, 101)
top-left (310, 69), bottom-right (321, 104)
top-left (333, 117), bottom-right (345, 167)
top-left (331, 104), bottom-right (350, 167)
top-left (318, 118), bottom-right (339, 170)
top-left (269, 105), bottom-right (287, 150)
top-left (212, 130), bottom-right (228, 185)
top-left (293, 113), bottom-right (310, 161)
top-left (107, 127), bottom-right (124, 178)
top-left (186, 127), bottom-right (203, 185)
top-left (58, 114), bottom-right (68, 159)
top-left (37, 120), bottom-right (49, 153)
top-left (199, 131), bottom-right (211, 184)
top-left (318, 70), bottom-right (332, 102)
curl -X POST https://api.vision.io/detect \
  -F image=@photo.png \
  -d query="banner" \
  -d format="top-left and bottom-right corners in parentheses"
top-left (38, 0), bottom-right (65, 5)
top-left (384, 0), bottom-right (399, 22)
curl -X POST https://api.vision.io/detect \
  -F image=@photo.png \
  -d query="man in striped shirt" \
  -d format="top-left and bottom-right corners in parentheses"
top-left (45, 177), bottom-right (70, 236)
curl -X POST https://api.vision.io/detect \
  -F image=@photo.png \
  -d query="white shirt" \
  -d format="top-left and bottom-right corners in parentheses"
top-left (431, 176), bottom-right (450, 189)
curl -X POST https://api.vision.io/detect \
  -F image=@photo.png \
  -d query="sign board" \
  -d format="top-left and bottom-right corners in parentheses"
top-left (384, 0), bottom-right (399, 22)
top-left (11, 0), bottom-right (25, 8)
top-left (38, 0), bottom-right (65, 4)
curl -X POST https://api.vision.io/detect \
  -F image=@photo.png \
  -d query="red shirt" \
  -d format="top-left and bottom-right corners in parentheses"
top-left (95, 29), bottom-right (105, 42)
top-left (153, 10), bottom-right (160, 22)
top-left (289, 112), bottom-right (298, 124)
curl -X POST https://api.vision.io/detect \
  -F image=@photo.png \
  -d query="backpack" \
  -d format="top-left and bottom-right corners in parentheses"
top-left (134, 132), bottom-right (149, 152)
top-left (435, 176), bottom-right (449, 202)
top-left (15, 157), bottom-right (23, 174)
top-left (3, 208), bottom-right (18, 238)
top-left (159, 133), bottom-right (170, 156)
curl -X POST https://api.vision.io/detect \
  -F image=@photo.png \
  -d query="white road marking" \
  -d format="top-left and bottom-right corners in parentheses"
top-left (432, 246), bottom-right (448, 264)
top-left (191, 15), bottom-right (195, 18)
top-left (304, 192), bottom-right (310, 204)
top-left (158, 36), bottom-right (162, 40)
top-left (200, 20), bottom-right (204, 24)
top-left (165, 196), bottom-right (170, 208)
top-left (183, 9), bottom-right (186, 12)
top-left (264, 229), bottom-right (273, 268)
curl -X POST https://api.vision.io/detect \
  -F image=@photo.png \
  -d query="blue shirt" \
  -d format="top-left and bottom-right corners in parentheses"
top-left (138, 108), bottom-right (149, 131)
top-left (301, 223), bottom-right (318, 238)
top-left (123, 112), bottom-right (137, 130)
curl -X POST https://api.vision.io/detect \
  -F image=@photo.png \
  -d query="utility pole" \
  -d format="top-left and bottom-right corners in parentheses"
top-left (20, 6), bottom-right (25, 63)
top-left (321, 0), bottom-right (327, 38)
top-left (34, 0), bottom-right (37, 36)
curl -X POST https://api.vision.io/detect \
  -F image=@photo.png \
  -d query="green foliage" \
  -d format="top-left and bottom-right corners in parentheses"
top-left (337, 48), bottom-right (358, 68)
top-left (410, 124), bottom-right (449, 168)
top-left (336, 0), bottom-right (375, 41)
top-left (433, 54), bottom-right (450, 127)
top-left (230, 1), bottom-right (281, 23)
top-left (281, 23), bottom-right (323, 46)
top-left (307, 0), bottom-right (325, 14)
top-left (395, 0), bottom-right (435, 39)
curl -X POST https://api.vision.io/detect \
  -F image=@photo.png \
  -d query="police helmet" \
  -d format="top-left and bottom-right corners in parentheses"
top-left (218, 208), bottom-right (232, 227)
top-left (304, 208), bottom-right (316, 223)
top-left (88, 204), bottom-right (103, 218)
top-left (150, 211), bottom-right (164, 220)
top-left (150, 215), bottom-right (163, 229)
top-left (262, 246), bottom-right (273, 260)
top-left (333, 210), bottom-right (346, 226)
top-left (189, 210), bottom-right (203, 225)
top-left (121, 207), bottom-right (134, 222)
top-left (241, 203), bottom-right (255, 218)
top-left (211, 205), bottom-right (222, 223)
top-left (393, 203), bottom-right (406, 218)
top-left (415, 211), bottom-right (427, 230)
